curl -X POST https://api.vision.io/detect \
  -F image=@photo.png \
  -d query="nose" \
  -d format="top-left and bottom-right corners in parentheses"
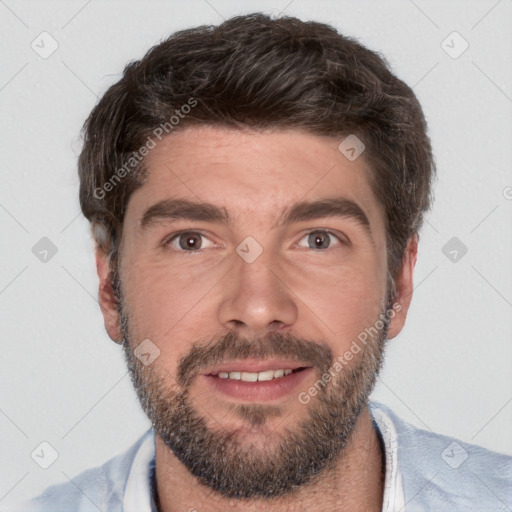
top-left (217, 252), bottom-right (298, 338)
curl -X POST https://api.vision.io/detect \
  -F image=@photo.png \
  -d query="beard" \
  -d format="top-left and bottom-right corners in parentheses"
top-left (119, 298), bottom-right (391, 500)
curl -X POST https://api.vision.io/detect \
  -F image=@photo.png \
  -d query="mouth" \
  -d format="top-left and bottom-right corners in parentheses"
top-left (201, 359), bottom-right (314, 402)
top-left (212, 366), bottom-right (306, 381)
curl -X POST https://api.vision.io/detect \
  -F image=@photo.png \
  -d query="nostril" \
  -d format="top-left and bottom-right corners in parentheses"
top-left (267, 320), bottom-right (285, 330)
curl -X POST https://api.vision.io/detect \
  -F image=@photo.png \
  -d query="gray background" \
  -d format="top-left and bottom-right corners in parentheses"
top-left (1, 0), bottom-right (511, 507)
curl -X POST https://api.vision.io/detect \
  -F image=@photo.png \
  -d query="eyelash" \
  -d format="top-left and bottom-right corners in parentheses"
top-left (163, 229), bottom-right (348, 253)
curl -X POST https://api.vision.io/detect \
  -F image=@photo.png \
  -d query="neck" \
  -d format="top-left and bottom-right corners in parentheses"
top-left (154, 405), bottom-right (384, 512)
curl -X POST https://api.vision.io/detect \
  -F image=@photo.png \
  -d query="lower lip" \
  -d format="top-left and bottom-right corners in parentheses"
top-left (202, 368), bottom-right (313, 402)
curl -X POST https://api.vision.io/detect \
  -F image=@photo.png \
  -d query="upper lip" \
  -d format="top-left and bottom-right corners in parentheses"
top-left (203, 358), bottom-right (311, 375)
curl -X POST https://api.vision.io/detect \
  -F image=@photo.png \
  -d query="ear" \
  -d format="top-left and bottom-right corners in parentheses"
top-left (386, 234), bottom-right (418, 340)
top-left (95, 246), bottom-right (123, 344)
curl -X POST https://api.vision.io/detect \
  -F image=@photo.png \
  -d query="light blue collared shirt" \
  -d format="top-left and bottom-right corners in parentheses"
top-left (17, 401), bottom-right (512, 511)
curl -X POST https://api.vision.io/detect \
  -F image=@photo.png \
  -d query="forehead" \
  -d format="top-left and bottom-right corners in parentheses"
top-left (126, 126), bottom-right (386, 239)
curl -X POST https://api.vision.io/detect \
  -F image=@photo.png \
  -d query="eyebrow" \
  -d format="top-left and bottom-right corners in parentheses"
top-left (141, 199), bottom-right (231, 228)
top-left (140, 197), bottom-right (372, 238)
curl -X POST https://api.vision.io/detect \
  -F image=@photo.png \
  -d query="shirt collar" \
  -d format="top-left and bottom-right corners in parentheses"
top-left (123, 428), bottom-right (156, 512)
top-left (124, 402), bottom-right (405, 512)
top-left (369, 402), bottom-right (406, 512)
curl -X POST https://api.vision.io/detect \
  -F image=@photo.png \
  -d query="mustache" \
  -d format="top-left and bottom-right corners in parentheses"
top-left (177, 330), bottom-right (334, 387)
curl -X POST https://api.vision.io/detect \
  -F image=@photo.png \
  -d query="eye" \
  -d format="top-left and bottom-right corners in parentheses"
top-left (165, 231), bottom-right (215, 252)
top-left (297, 230), bottom-right (346, 250)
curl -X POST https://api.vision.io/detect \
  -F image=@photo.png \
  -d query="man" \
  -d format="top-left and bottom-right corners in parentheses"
top-left (21, 12), bottom-right (511, 512)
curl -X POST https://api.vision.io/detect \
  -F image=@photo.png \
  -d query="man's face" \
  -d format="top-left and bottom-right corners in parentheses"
top-left (104, 126), bottom-right (411, 497)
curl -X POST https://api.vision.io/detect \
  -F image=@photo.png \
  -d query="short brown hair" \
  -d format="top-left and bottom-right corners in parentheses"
top-left (79, 13), bottom-right (435, 295)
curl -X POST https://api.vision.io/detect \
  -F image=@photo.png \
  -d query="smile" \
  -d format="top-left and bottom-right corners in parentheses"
top-left (202, 361), bottom-right (313, 402)
top-left (214, 368), bottom-right (301, 381)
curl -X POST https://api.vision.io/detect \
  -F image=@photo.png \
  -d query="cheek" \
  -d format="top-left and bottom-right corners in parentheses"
top-left (119, 253), bottom-right (226, 342)
top-left (285, 251), bottom-right (386, 344)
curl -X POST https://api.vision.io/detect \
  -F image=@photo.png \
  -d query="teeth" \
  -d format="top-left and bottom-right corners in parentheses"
top-left (241, 371), bottom-right (258, 382)
top-left (216, 369), bottom-right (297, 381)
top-left (257, 370), bottom-right (275, 381)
